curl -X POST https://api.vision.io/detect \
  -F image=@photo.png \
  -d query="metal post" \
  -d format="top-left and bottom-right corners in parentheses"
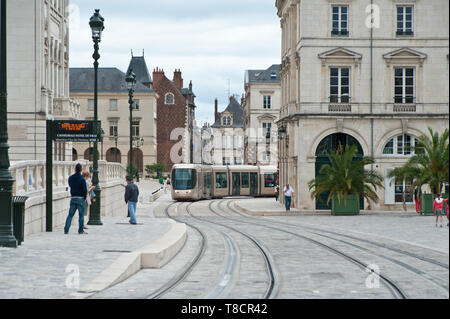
top-left (129, 90), bottom-right (133, 179)
top-left (88, 37), bottom-right (102, 226)
top-left (0, 0), bottom-right (17, 247)
top-left (46, 119), bottom-right (53, 231)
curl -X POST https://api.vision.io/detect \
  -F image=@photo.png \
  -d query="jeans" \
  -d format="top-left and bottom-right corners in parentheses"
top-left (64, 198), bottom-right (85, 234)
top-left (128, 201), bottom-right (137, 224)
top-left (285, 196), bottom-right (292, 211)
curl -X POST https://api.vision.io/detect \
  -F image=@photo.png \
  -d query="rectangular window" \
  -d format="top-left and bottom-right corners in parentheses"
top-left (215, 172), bottom-right (228, 188)
top-left (394, 68), bottom-right (415, 104)
top-left (88, 99), bottom-right (94, 110)
top-left (241, 173), bottom-right (249, 188)
top-left (264, 173), bottom-right (277, 188)
top-left (132, 121), bottom-right (140, 137)
top-left (109, 121), bottom-right (118, 137)
top-left (395, 179), bottom-right (413, 203)
top-left (262, 123), bottom-right (272, 142)
top-left (263, 95), bottom-right (272, 109)
top-left (133, 99), bottom-right (140, 110)
top-left (397, 6), bottom-right (414, 35)
top-left (330, 67), bottom-right (350, 103)
top-left (331, 6), bottom-right (348, 36)
top-left (109, 99), bottom-right (118, 111)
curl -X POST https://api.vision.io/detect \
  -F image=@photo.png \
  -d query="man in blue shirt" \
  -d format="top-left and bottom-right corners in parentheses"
top-left (64, 163), bottom-right (88, 234)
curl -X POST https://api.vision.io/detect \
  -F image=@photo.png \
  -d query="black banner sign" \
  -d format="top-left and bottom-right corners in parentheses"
top-left (53, 120), bottom-right (100, 142)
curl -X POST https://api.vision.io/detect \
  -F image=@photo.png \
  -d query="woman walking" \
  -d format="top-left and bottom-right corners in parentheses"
top-left (433, 193), bottom-right (448, 228)
top-left (82, 171), bottom-right (95, 230)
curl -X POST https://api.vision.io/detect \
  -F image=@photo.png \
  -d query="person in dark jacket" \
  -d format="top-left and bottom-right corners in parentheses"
top-left (64, 163), bottom-right (88, 234)
top-left (125, 176), bottom-right (139, 224)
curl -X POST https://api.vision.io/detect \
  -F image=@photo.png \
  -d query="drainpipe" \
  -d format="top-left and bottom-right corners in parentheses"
top-left (370, 0), bottom-right (374, 168)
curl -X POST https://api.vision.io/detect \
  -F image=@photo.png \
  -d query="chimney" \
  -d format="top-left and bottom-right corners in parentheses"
top-left (173, 69), bottom-right (183, 90)
top-left (152, 67), bottom-right (165, 86)
top-left (241, 93), bottom-right (245, 106)
top-left (214, 98), bottom-right (218, 122)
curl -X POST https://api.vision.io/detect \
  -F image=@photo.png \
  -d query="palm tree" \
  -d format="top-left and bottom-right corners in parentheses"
top-left (308, 144), bottom-right (384, 208)
top-left (388, 128), bottom-right (449, 196)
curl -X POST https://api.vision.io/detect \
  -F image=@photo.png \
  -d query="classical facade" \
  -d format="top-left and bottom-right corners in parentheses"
top-left (211, 97), bottom-right (245, 165)
top-left (7, 0), bottom-right (79, 162)
top-left (243, 64), bottom-right (281, 166)
top-left (275, 0), bottom-right (449, 211)
top-left (69, 55), bottom-right (158, 175)
top-left (152, 68), bottom-right (196, 172)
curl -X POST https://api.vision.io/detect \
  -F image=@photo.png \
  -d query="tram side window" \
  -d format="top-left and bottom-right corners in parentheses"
top-left (241, 173), bottom-right (249, 188)
top-left (264, 173), bottom-right (276, 188)
top-left (215, 172), bottom-right (228, 189)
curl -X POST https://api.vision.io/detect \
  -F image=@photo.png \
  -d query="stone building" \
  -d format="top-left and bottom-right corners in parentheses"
top-left (7, 0), bottom-right (79, 162)
top-left (152, 68), bottom-right (196, 172)
top-left (243, 64), bottom-right (281, 166)
top-left (211, 96), bottom-right (245, 165)
top-left (69, 56), bottom-right (158, 175)
top-left (275, 0), bottom-right (449, 211)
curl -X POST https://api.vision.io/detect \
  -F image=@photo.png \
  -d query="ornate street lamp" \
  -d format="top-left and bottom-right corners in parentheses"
top-left (0, 0), bottom-right (17, 247)
top-left (88, 9), bottom-right (104, 226)
top-left (278, 126), bottom-right (286, 140)
top-left (133, 137), bottom-right (144, 182)
top-left (126, 69), bottom-right (136, 180)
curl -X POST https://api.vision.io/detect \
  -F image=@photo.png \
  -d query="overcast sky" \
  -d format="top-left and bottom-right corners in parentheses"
top-left (69, 0), bottom-right (281, 125)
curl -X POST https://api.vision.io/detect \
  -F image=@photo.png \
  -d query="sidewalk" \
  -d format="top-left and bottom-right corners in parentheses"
top-left (234, 198), bottom-right (418, 216)
top-left (0, 180), bottom-right (185, 299)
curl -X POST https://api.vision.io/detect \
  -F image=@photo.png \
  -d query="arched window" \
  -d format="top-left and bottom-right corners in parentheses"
top-left (222, 116), bottom-right (231, 126)
top-left (165, 93), bottom-right (174, 105)
top-left (383, 134), bottom-right (422, 156)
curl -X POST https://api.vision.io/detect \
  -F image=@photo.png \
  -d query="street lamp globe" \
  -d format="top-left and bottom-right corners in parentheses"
top-left (89, 9), bottom-right (105, 42)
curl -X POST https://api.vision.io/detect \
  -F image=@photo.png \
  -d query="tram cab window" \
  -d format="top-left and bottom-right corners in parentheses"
top-left (215, 172), bottom-right (228, 189)
top-left (264, 173), bottom-right (276, 188)
top-left (173, 169), bottom-right (197, 190)
top-left (241, 173), bottom-right (249, 188)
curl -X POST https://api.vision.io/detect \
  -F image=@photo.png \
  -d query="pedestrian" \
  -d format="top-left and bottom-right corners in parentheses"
top-left (446, 202), bottom-right (449, 227)
top-left (82, 171), bottom-right (96, 230)
top-left (275, 184), bottom-right (280, 201)
top-left (414, 185), bottom-right (421, 213)
top-left (125, 176), bottom-right (139, 224)
top-left (283, 183), bottom-right (294, 211)
top-left (159, 176), bottom-right (164, 185)
top-left (64, 163), bottom-right (88, 235)
top-left (432, 193), bottom-right (448, 228)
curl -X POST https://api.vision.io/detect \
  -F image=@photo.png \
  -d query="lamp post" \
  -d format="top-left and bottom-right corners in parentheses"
top-left (100, 128), bottom-right (104, 160)
top-left (88, 9), bottom-right (104, 226)
top-left (126, 69), bottom-right (136, 180)
top-left (114, 132), bottom-right (118, 163)
top-left (0, 0), bottom-right (17, 247)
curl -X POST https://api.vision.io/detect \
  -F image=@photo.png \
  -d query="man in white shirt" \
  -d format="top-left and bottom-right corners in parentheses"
top-left (283, 184), bottom-right (294, 211)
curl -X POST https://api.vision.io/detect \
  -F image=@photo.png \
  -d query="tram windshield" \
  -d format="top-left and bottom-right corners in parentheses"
top-left (173, 168), bottom-right (197, 190)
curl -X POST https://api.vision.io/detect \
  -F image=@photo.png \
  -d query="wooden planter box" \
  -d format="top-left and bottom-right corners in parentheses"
top-left (331, 194), bottom-right (360, 215)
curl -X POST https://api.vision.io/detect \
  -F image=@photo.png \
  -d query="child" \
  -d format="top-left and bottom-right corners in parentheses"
top-left (433, 194), bottom-right (448, 228)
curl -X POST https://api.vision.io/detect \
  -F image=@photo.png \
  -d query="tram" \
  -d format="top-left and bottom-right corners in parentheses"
top-left (171, 164), bottom-right (278, 201)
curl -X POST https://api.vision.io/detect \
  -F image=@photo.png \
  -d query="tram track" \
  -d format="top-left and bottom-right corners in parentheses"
top-left (224, 199), bottom-right (449, 294)
top-left (206, 199), bottom-right (408, 299)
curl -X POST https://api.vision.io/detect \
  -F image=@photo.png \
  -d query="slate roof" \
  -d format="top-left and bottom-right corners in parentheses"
top-left (126, 56), bottom-right (152, 87)
top-left (212, 97), bottom-right (244, 128)
top-left (245, 64), bottom-right (281, 84)
top-left (69, 67), bottom-right (153, 93)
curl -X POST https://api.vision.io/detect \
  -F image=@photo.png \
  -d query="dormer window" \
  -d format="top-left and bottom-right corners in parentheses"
top-left (222, 116), bottom-right (231, 126)
top-left (165, 93), bottom-right (174, 105)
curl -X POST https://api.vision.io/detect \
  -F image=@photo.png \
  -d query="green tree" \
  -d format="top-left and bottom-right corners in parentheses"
top-left (388, 128), bottom-right (449, 196)
top-left (126, 164), bottom-right (138, 180)
top-left (145, 163), bottom-right (166, 177)
top-left (308, 144), bottom-right (384, 207)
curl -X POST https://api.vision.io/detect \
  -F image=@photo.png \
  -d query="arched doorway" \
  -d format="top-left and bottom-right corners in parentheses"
top-left (72, 148), bottom-right (78, 161)
top-left (315, 133), bottom-right (364, 210)
top-left (84, 147), bottom-right (99, 162)
top-left (106, 148), bottom-right (121, 163)
top-left (127, 148), bottom-right (143, 174)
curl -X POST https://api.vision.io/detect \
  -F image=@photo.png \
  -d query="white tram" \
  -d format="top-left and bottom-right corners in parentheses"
top-left (171, 164), bottom-right (278, 201)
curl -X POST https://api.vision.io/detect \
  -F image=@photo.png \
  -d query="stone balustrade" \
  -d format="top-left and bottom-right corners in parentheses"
top-left (9, 160), bottom-right (127, 236)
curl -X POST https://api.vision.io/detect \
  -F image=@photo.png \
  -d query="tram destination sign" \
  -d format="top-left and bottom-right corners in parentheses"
top-left (53, 120), bottom-right (101, 142)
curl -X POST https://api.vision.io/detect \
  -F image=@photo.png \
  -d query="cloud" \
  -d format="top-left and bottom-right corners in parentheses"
top-left (69, 0), bottom-right (281, 124)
